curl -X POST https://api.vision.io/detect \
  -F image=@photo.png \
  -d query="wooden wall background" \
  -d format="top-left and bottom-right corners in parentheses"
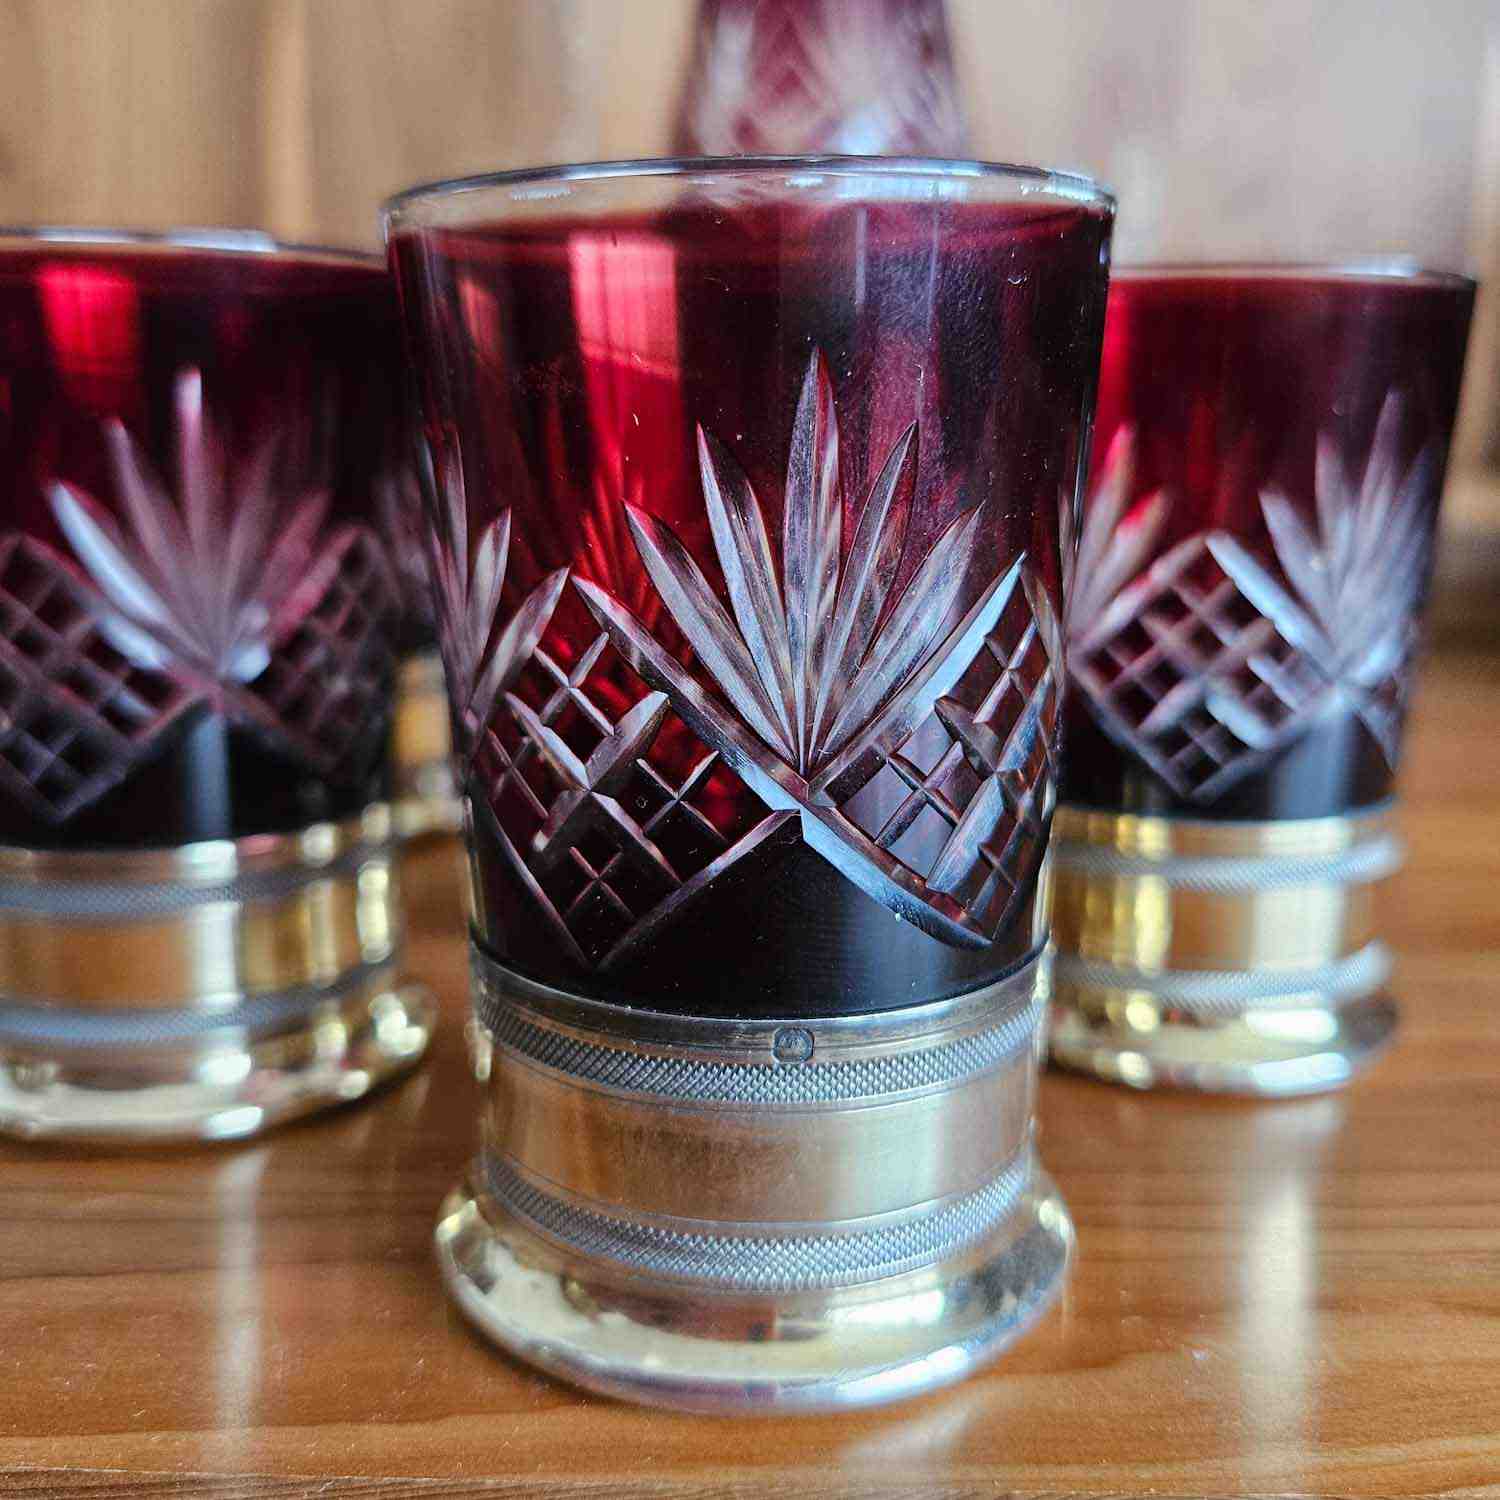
top-left (0, 0), bottom-right (1497, 543)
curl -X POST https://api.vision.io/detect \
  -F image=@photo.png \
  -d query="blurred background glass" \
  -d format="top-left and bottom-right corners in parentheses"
top-left (1, 0), bottom-right (1496, 638)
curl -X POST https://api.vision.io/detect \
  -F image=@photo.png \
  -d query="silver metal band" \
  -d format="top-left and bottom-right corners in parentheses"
top-left (470, 945), bottom-right (1044, 1105)
top-left (0, 807), bottom-right (400, 1014)
top-left (480, 1146), bottom-right (1033, 1293)
top-left (1054, 940), bottom-right (1391, 1019)
top-left (469, 948), bottom-right (1047, 1292)
top-left (0, 804), bottom-right (395, 885)
top-left (0, 960), bottom-right (398, 1047)
top-left (0, 802), bottom-right (431, 1142)
top-left (1050, 805), bottom-right (1400, 1093)
top-left (1050, 831), bottom-right (1403, 892)
top-left (0, 839), bottom-right (395, 920)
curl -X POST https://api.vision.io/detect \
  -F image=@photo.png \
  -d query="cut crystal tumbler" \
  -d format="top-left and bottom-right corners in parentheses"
top-left (388, 158), bottom-right (1112, 1410)
top-left (1051, 265), bottom-right (1474, 1095)
top-left (0, 229), bottom-right (432, 1140)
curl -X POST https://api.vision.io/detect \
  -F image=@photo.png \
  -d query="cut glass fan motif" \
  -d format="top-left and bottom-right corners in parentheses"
top-left (1066, 401), bottom-right (1432, 801)
top-left (422, 438), bottom-right (569, 771)
top-left (473, 352), bottom-right (1058, 961)
top-left (6, 368), bottom-right (402, 813)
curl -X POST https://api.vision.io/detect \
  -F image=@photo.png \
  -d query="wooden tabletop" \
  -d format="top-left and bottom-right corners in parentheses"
top-left (1, 649), bottom-right (1498, 1499)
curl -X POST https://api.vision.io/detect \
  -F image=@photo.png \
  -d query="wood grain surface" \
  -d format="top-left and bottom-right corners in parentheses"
top-left (0, 649), bottom-right (1495, 1497)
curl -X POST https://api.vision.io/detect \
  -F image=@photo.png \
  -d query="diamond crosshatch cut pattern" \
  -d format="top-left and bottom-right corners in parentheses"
top-left (470, 352), bottom-right (1062, 963)
top-left (251, 526), bottom-right (401, 779)
top-left (10, 366), bottom-right (407, 813)
top-left (0, 533), bottom-right (200, 822)
top-left (476, 636), bottom-right (790, 971)
top-left (1065, 401), bottom-right (1436, 804)
top-left (836, 573), bottom-right (1060, 942)
top-left (1069, 533), bottom-right (1322, 802)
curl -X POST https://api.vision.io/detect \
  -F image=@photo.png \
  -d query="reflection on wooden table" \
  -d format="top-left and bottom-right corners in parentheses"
top-left (0, 651), bottom-right (1497, 1496)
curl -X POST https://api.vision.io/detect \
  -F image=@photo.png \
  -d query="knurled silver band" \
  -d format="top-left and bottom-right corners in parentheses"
top-left (480, 1147), bottom-right (1033, 1293)
top-left (0, 840), bottom-right (394, 920)
top-left (1055, 940), bottom-right (1391, 1019)
top-left (0, 961), bottom-right (396, 1048)
top-left (1051, 833), bottom-right (1403, 892)
top-left (470, 948), bottom-right (1044, 1105)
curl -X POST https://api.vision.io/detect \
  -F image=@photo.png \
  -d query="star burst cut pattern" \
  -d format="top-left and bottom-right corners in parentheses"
top-left (45, 367), bottom-right (399, 784)
top-left (51, 370), bottom-right (331, 688)
top-left (1066, 398), bottom-right (1435, 800)
top-left (1214, 394), bottom-right (1433, 765)
top-left (549, 350), bottom-right (1060, 954)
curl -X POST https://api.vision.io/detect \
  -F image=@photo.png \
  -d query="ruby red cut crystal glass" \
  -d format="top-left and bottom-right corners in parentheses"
top-left (0, 230), bottom-right (431, 1145)
top-left (390, 160), bottom-right (1112, 1018)
top-left (0, 233), bottom-right (406, 846)
top-left (1061, 268), bottom-right (1475, 820)
top-left (391, 157), bottom-right (1113, 1415)
top-left (1050, 265), bottom-right (1475, 1099)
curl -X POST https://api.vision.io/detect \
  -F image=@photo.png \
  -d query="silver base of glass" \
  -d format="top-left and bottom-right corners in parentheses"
top-left (1049, 804), bottom-right (1402, 1096)
top-left (1049, 989), bottom-right (1398, 1096)
top-left (0, 806), bottom-right (434, 1142)
top-left (448, 946), bottom-right (1065, 1411)
top-left (435, 1162), bottom-right (1071, 1415)
top-left (0, 977), bottom-right (433, 1144)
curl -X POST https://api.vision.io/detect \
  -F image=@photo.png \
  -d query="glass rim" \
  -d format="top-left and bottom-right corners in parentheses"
top-left (382, 153), bottom-right (1116, 229)
top-left (0, 224), bottom-right (382, 270)
top-left (1113, 258), bottom-right (1475, 292)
